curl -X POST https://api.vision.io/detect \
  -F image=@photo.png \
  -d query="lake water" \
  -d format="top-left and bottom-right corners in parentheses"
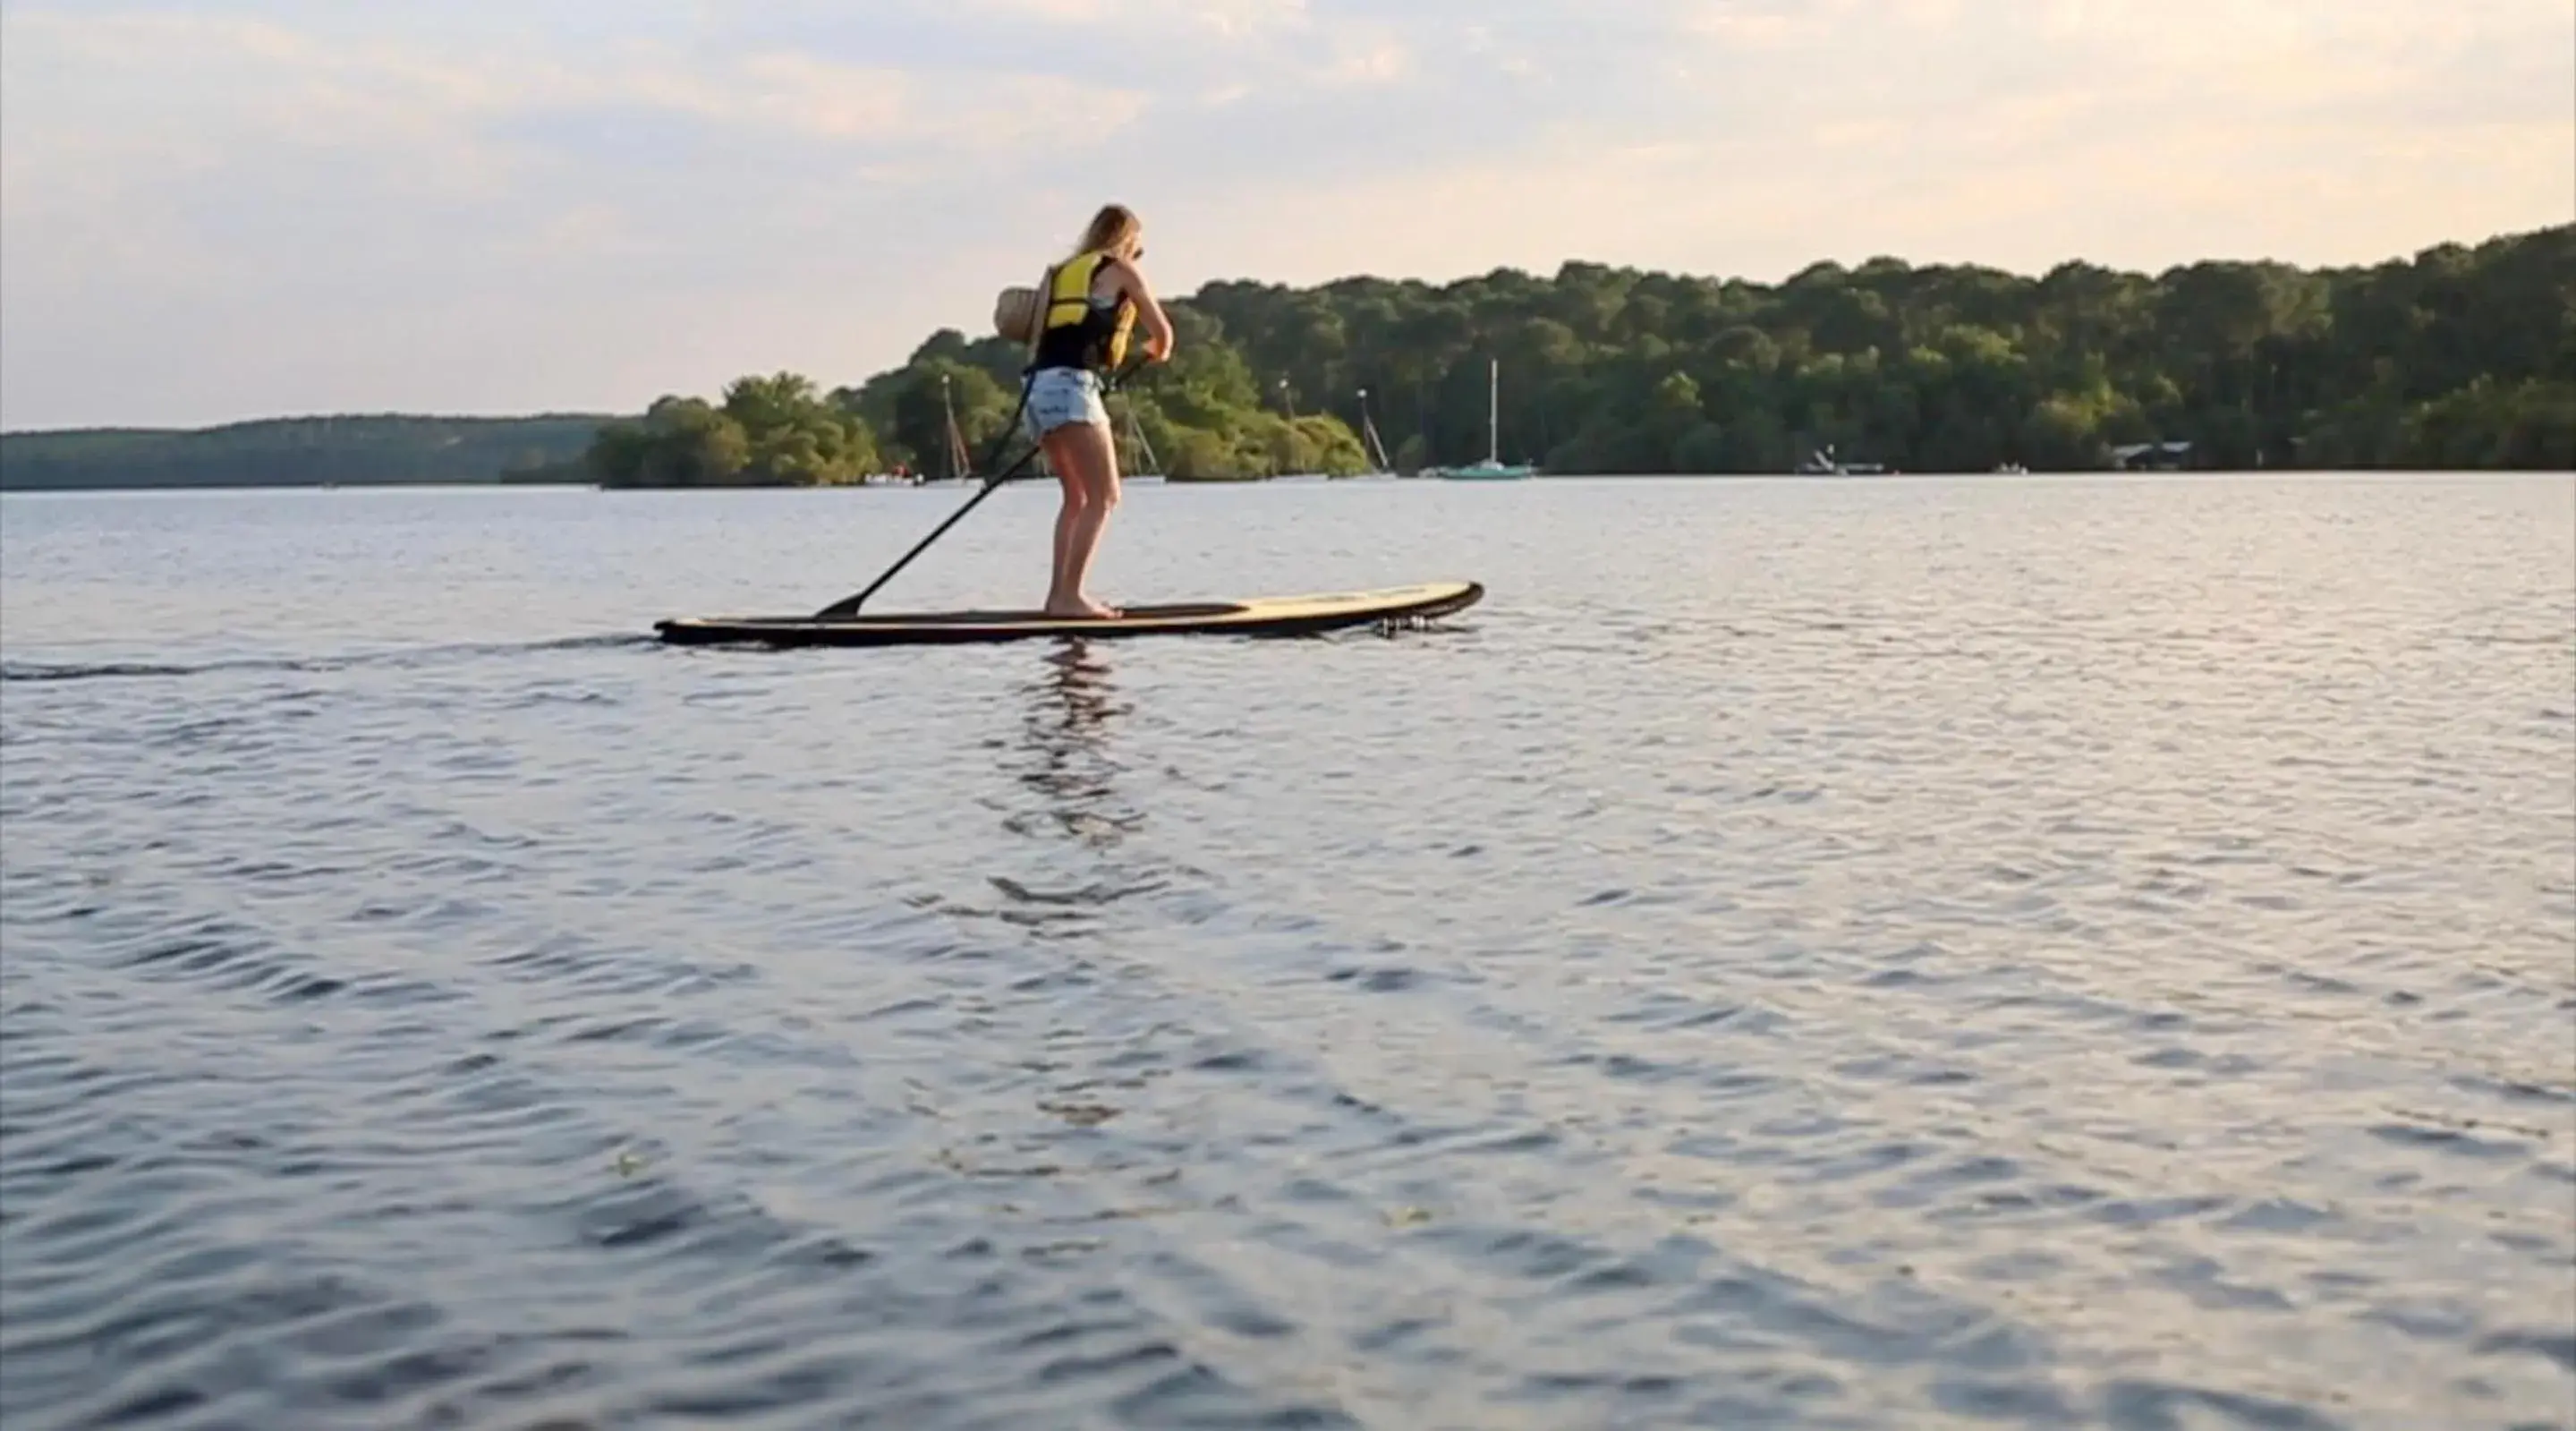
top-left (2, 474), bottom-right (2571, 1431)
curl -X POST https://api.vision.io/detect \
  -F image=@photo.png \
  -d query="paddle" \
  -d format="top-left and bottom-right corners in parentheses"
top-left (812, 361), bottom-right (1144, 620)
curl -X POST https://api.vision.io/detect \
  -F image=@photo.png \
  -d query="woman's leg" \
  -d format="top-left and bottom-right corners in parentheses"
top-left (1043, 420), bottom-right (1122, 618)
top-left (1045, 437), bottom-right (1090, 612)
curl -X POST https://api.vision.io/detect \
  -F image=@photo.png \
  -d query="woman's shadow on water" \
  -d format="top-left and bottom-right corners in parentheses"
top-left (982, 640), bottom-right (1168, 932)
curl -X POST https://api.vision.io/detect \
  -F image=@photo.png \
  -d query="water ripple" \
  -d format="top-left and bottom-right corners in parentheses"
top-left (2, 476), bottom-right (2570, 1428)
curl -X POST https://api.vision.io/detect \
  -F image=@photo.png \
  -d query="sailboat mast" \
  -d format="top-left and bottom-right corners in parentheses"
top-left (1356, 387), bottom-right (1390, 472)
top-left (940, 374), bottom-right (965, 481)
top-left (1487, 359), bottom-right (1500, 464)
top-left (1121, 405), bottom-right (1160, 476)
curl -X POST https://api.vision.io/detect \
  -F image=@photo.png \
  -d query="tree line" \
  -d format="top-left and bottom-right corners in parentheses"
top-left (9, 226), bottom-right (2559, 491)
top-left (0, 415), bottom-right (608, 491)
top-left (590, 223), bottom-right (2571, 484)
top-left (583, 334), bottom-right (1377, 486)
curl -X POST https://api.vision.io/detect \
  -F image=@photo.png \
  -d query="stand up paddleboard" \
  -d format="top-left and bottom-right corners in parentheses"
top-left (652, 347), bottom-right (1482, 650)
top-left (654, 581), bottom-right (1484, 648)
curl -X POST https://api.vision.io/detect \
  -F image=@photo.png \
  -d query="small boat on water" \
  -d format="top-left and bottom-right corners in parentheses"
top-left (1795, 445), bottom-right (1890, 476)
top-left (1435, 457), bottom-right (1538, 481)
top-left (2109, 440), bottom-right (2193, 472)
top-left (1431, 361), bottom-right (1536, 481)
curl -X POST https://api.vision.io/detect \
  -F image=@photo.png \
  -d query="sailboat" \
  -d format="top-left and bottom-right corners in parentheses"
top-left (1118, 401), bottom-right (1164, 482)
top-left (939, 379), bottom-right (973, 483)
top-left (1340, 386), bottom-right (1396, 479)
top-left (1431, 360), bottom-right (1536, 480)
top-left (905, 374), bottom-right (976, 484)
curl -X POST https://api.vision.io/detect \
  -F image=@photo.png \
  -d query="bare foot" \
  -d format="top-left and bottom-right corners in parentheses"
top-left (1043, 597), bottom-right (1119, 619)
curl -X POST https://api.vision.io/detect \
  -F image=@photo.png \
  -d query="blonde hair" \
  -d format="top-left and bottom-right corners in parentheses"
top-left (1074, 203), bottom-right (1143, 260)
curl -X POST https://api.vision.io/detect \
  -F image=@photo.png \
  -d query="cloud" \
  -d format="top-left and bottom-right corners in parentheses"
top-left (1, 0), bottom-right (2568, 428)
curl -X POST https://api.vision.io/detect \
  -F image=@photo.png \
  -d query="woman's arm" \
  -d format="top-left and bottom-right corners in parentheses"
top-left (1106, 256), bottom-right (1175, 361)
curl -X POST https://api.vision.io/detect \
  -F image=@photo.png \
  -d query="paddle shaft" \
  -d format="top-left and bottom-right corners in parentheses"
top-left (812, 360), bottom-right (1140, 620)
top-left (812, 447), bottom-right (1043, 618)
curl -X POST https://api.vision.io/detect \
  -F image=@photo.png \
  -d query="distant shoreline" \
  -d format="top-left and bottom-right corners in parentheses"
top-left (0, 413), bottom-right (618, 494)
top-left (10, 221), bottom-right (2569, 489)
top-left (5, 468), bottom-right (2553, 497)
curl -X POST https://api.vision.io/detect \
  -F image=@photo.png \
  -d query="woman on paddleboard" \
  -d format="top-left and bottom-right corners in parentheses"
top-left (1020, 204), bottom-right (1174, 618)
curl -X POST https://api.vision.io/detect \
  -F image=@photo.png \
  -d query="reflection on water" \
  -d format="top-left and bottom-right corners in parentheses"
top-left (983, 641), bottom-right (1170, 933)
top-left (1, 474), bottom-right (2570, 1430)
top-left (1016, 640), bottom-right (1135, 848)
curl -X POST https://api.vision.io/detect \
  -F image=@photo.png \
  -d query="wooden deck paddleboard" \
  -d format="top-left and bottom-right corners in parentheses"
top-left (654, 581), bottom-right (1484, 648)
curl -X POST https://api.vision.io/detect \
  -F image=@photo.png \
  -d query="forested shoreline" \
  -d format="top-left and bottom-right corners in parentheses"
top-left (6, 225), bottom-right (2566, 491)
top-left (510, 220), bottom-right (2576, 485)
top-left (0, 415), bottom-right (611, 491)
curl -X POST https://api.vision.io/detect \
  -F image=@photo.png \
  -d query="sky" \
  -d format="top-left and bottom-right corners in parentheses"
top-left (1, 0), bottom-right (2570, 430)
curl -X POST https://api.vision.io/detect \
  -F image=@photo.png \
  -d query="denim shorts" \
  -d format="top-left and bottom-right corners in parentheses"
top-left (1023, 366), bottom-right (1109, 439)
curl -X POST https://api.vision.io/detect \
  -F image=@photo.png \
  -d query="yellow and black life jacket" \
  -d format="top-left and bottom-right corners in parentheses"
top-left (1028, 250), bottom-right (1136, 374)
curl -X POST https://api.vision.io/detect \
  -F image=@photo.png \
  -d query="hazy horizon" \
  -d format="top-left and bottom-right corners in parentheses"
top-left (4, 0), bottom-right (2571, 431)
